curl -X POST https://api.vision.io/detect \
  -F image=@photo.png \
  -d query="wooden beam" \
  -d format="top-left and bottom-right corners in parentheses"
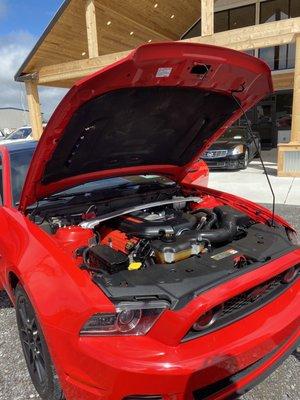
top-left (25, 80), bottom-right (43, 140)
top-left (183, 16), bottom-right (300, 51)
top-left (272, 70), bottom-right (294, 91)
top-left (38, 50), bottom-right (129, 85)
top-left (85, 0), bottom-right (99, 58)
top-left (37, 17), bottom-right (300, 86)
top-left (201, 0), bottom-right (214, 37)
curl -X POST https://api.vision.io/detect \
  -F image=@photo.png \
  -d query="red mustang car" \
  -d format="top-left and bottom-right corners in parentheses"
top-left (0, 42), bottom-right (299, 400)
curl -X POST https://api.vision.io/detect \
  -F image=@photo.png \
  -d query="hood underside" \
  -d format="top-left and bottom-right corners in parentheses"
top-left (19, 42), bottom-right (273, 211)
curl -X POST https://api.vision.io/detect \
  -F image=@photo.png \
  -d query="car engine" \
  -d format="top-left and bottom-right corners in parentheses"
top-left (78, 198), bottom-right (252, 275)
top-left (33, 192), bottom-right (297, 307)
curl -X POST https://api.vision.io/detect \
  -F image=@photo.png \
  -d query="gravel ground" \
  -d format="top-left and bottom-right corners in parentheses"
top-left (0, 204), bottom-right (299, 400)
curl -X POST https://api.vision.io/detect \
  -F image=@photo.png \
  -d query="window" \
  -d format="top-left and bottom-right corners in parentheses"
top-left (290, 0), bottom-right (300, 17)
top-left (259, 45), bottom-right (293, 70)
top-left (182, 20), bottom-right (201, 39)
top-left (287, 43), bottom-right (296, 69)
top-left (229, 5), bottom-right (256, 30)
top-left (276, 91), bottom-right (293, 130)
top-left (214, 4), bottom-right (255, 33)
top-left (5, 127), bottom-right (32, 141)
top-left (260, 0), bottom-right (289, 23)
top-left (244, 50), bottom-right (255, 57)
top-left (259, 0), bottom-right (299, 70)
top-left (214, 10), bottom-right (228, 33)
top-left (10, 147), bottom-right (35, 205)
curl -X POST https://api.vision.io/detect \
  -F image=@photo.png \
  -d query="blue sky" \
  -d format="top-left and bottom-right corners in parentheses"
top-left (0, 0), bottom-right (67, 120)
top-left (0, 0), bottom-right (63, 36)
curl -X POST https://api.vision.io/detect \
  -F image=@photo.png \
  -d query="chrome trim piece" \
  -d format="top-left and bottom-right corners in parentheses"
top-left (79, 196), bottom-right (202, 229)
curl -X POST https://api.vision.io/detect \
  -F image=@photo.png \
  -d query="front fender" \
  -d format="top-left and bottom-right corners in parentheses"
top-left (3, 211), bottom-right (114, 335)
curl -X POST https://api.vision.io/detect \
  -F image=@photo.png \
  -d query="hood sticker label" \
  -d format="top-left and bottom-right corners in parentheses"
top-left (156, 67), bottom-right (172, 77)
top-left (211, 249), bottom-right (238, 260)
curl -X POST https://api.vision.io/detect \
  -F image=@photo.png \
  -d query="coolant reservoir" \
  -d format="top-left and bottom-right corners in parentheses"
top-left (53, 226), bottom-right (94, 254)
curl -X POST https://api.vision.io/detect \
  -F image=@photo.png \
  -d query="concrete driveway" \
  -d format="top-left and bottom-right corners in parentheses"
top-left (209, 149), bottom-right (300, 206)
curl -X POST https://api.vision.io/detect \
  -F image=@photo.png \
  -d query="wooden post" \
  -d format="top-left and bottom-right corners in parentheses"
top-left (85, 0), bottom-right (99, 58)
top-left (25, 80), bottom-right (43, 140)
top-left (291, 34), bottom-right (300, 142)
top-left (201, 0), bottom-right (214, 37)
top-left (277, 34), bottom-right (300, 176)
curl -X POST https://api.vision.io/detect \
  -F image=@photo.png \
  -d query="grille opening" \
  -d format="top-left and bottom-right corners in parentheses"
top-left (184, 265), bottom-right (299, 341)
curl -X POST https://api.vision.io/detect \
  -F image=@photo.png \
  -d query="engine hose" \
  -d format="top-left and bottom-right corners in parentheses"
top-left (206, 212), bottom-right (218, 229)
top-left (193, 209), bottom-right (218, 229)
top-left (184, 207), bottom-right (241, 245)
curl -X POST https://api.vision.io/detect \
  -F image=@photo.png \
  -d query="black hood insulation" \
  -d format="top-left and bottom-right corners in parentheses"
top-left (42, 87), bottom-right (238, 184)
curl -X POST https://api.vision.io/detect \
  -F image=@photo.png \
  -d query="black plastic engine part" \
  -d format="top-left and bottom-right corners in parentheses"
top-left (93, 224), bottom-right (296, 310)
top-left (193, 206), bottom-right (251, 245)
top-left (88, 245), bottom-right (129, 274)
top-left (116, 210), bottom-right (197, 239)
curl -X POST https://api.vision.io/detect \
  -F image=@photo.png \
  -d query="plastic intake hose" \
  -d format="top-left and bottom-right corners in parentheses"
top-left (184, 206), bottom-right (247, 245)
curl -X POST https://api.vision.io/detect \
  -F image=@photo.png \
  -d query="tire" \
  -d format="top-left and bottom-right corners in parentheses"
top-left (15, 284), bottom-right (64, 400)
top-left (241, 149), bottom-right (249, 170)
top-left (254, 142), bottom-right (261, 158)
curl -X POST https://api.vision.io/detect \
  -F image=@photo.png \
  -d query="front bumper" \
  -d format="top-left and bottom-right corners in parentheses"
top-left (46, 275), bottom-right (300, 400)
top-left (202, 154), bottom-right (245, 170)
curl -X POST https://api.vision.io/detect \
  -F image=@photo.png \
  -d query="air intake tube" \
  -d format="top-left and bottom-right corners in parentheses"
top-left (185, 206), bottom-right (250, 245)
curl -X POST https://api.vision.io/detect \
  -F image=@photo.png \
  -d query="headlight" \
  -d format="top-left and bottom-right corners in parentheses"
top-left (287, 229), bottom-right (300, 246)
top-left (231, 145), bottom-right (244, 155)
top-left (80, 301), bottom-right (169, 336)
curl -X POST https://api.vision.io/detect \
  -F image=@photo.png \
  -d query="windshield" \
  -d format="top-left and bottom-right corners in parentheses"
top-left (10, 148), bottom-right (35, 205)
top-left (50, 175), bottom-right (175, 199)
top-left (219, 127), bottom-right (247, 140)
top-left (6, 128), bottom-right (32, 141)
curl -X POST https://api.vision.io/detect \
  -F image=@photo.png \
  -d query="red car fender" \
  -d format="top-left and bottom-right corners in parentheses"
top-left (0, 210), bottom-right (114, 332)
top-left (183, 184), bottom-right (294, 230)
top-left (180, 159), bottom-right (209, 187)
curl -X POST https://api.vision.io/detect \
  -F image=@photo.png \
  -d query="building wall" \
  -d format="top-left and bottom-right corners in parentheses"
top-left (0, 108), bottom-right (30, 132)
top-left (184, 0), bottom-right (300, 72)
top-left (182, 0), bottom-right (299, 149)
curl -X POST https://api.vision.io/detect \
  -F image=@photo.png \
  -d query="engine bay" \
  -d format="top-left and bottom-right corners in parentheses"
top-left (89, 202), bottom-right (252, 273)
top-left (31, 190), bottom-right (296, 308)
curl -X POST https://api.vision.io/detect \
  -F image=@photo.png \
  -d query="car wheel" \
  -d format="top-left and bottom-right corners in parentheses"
top-left (255, 142), bottom-right (261, 158)
top-left (241, 149), bottom-right (249, 169)
top-left (15, 284), bottom-right (65, 400)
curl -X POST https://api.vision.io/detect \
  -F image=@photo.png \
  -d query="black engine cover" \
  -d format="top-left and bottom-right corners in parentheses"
top-left (116, 209), bottom-right (197, 238)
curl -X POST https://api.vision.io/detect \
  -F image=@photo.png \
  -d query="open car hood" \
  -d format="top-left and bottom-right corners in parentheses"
top-left (19, 42), bottom-right (272, 211)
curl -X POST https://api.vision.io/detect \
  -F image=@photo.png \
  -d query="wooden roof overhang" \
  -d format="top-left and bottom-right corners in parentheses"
top-left (15, 0), bottom-right (207, 88)
top-left (15, 0), bottom-right (300, 89)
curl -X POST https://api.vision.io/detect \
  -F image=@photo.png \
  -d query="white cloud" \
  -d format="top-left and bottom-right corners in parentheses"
top-left (0, 31), bottom-right (67, 122)
top-left (0, 0), bottom-right (7, 19)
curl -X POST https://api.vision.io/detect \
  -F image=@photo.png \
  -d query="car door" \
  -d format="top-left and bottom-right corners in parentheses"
top-left (0, 152), bottom-right (5, 289)
top-left (0, 147), bottom-right (15, 290)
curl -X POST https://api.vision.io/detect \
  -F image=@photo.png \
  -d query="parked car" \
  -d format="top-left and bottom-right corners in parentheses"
top-left (202, 126), bottom-right (261, 170)
top-left (0, 43), bottom-right (299, 400)
top-left (4, 126), bottom-right (32, 142)
top-left (0, 130), bottom-right (6, 140)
